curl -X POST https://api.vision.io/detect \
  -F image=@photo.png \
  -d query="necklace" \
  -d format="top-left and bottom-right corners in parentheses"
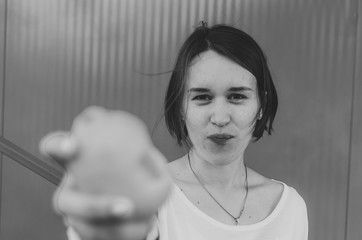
top-left (187, 152), bottom-right (248, 225)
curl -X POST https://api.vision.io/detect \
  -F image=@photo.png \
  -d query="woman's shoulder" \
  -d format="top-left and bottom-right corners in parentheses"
top-left (281, 182), bottom-right (307, 211)
top-left (247, 169), bottom-right (304, 212)
top-left (260, 176), bottom-right (307, 215)
top-left (247, 168), bottom-right (284, 199)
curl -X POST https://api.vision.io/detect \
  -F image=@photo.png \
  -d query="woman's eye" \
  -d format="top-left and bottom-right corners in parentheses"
top-left (192, 95), bottom-right (213, 101)
top-left (228, 94), bottom-right (247, 101)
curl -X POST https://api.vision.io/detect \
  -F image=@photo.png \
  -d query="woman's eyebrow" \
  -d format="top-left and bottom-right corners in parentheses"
top-left (188, 88), bottom-right (210, 93)
top-left (228, 87), bottom-right (253, 92)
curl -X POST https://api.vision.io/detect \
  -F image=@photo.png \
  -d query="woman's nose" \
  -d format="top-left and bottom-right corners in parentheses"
top-left (210, 101), bottom-right (231, 127)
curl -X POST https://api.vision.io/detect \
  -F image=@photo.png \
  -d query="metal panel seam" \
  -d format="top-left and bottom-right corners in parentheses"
top-left (0, 0), bottom-right (7, 137)
top-left (0, 154), bottom-right (2, 238)
top-left (0, 0), bottom-right (8, 234)
top-left (345, 0), bottom-right (360, 239)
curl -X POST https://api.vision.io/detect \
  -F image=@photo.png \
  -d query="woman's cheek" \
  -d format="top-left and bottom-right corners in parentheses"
top-left (185, 108), bottom-right (205, 128)
top-left (239, 106), bottom-right (259, 126)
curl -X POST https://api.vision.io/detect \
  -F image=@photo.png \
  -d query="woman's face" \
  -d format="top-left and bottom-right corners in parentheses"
top-left (183, 50), bottom-right (259, 164)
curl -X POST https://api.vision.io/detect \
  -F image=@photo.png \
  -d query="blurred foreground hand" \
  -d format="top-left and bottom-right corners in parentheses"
top-left (40, 106), bottom-right (172, 240)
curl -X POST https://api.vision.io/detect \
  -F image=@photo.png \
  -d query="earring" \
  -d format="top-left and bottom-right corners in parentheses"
top-left (258, 110), bottom-right (263, 120)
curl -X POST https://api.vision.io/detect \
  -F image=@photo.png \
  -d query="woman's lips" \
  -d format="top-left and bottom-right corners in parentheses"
top-left (207, 134), bottom-right (234, 145)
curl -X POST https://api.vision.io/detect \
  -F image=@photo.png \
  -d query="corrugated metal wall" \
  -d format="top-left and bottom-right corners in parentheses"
top-left (0, 0), bottom-right (361, 239)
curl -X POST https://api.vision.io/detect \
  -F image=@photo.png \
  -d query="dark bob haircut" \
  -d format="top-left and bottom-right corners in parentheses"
top-left (164, 23), bottom-right (278, 148)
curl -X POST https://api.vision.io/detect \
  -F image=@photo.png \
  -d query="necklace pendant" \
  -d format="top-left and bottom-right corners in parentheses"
top-left (235, 218), bottom-right (240, 225)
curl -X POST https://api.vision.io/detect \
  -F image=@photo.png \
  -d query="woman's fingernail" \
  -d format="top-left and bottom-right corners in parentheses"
top-left (111, 199), bottom-right (133, 217)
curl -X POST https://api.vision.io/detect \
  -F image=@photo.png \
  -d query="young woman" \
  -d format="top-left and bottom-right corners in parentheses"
top-left (43, 23), bottom-right (308, 240)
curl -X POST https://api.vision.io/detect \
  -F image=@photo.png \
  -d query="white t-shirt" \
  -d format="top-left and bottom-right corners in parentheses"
top-left (147, 181), bottom-right (308, 240)
top-left (68, 181), bottom-right (308, 240)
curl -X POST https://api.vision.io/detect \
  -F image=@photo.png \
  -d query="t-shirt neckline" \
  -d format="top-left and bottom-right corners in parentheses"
top-left (172, 179), bottom-right (288, 231)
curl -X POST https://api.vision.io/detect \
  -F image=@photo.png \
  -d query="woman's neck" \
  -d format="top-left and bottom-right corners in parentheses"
top-left (187, 150), bottom-right (246, 188)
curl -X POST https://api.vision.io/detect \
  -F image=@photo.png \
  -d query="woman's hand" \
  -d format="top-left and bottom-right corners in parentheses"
top-left (55, 173), bottom-right (153, 240)
top-left (40, 106), bottom-right (171, 240)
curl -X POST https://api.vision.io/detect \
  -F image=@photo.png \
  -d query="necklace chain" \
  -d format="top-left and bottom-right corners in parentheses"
top-left (187, 152), bottom-right (248, 225)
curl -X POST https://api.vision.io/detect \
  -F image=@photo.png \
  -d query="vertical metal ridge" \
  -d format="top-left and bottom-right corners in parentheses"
top-left (0, 152), bottom-right (2, 234)
top-left (123, 0), bottom-right (134, 109)
top-left (72, 1), bottom-right (82, 110)
top-left (138, 0), bottom-right (150, 116)
top-left (118, 0), bottom-right (128, 109)
top-left (1, 0), bottom-right (8, 137)
top-left (345, 1), bottom-right (360, 239)
top-left (105, 0), bottom-right (117, 108)
top-left (100, 0), bottom-right (111, 106)
top-left (143, 0), bottom-right (155, 117)
top-left (0, 0), bottom-right (7, 233)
